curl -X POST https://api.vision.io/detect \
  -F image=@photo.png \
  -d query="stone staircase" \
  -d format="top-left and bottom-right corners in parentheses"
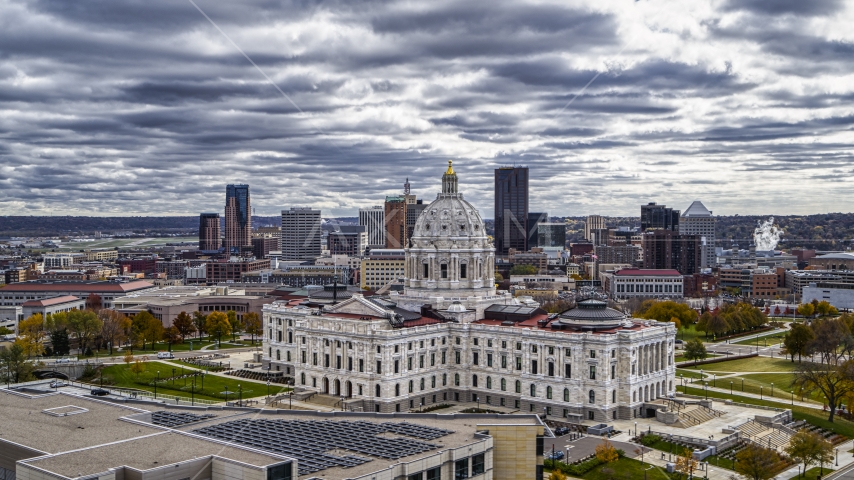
top-left (673, 404), bottom-right (723, 428)
top-left (304, 393), bottom-right (345, 409)
top-left (735, 420), bottom-right (792, 450)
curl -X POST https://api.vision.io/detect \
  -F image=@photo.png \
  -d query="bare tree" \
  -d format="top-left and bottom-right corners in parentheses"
top-left (793, 360), bottom-right (854, 422)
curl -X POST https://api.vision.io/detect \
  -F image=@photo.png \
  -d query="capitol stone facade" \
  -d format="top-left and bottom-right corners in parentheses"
top-left (262, 162), bottom-right (676, 421)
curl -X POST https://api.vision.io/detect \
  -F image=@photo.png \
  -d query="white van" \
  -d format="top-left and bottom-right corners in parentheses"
top-left (156, 351), bottom-right (175, 359)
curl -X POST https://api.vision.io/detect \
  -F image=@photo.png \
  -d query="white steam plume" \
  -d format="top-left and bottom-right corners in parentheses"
top-left (753, 217), bottom-right (783, 251)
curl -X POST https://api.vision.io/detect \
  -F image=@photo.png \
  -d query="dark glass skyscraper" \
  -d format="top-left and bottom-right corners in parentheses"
top-left (640, 202), bottom-right (680, 232)
top-left (225, 184), bottom-right (251, 254)
top-left (199, 213), bottom-right (221, 251)
top-left (494, 167), bottom-right (529, 255)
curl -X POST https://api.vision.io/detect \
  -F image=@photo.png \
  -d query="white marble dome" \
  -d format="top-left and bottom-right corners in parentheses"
top-left (400, 160), bottom-right (498, 302)
top-left (410, 195), bottom-right (487, 246)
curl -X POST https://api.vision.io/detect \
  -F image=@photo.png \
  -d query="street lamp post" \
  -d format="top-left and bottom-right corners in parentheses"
top-left (791, 391), bottom-right (794, 405)
top-left (191, 376), bottom-right (195, 406)
top-left (155, 371), bottom-right (159, 400)
top-left (634, 422), bottom-right (637, 437)
top-left (760, 386), bottom-right (763, 400)
top-left (836, 448), bottom-right (839, 466)
top-left (713, 374), bottom-right (716, 388)
top-left (771, 383), bottom-right (774, 397)
top-left (238, 384), bottom-right (242, 406)
top-left (704, 382), bottom-right (708, 400)
top-left (730, 381), bottom-right (733, 395)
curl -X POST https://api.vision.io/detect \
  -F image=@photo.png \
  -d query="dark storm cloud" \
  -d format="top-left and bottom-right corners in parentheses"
top-left (721, 0), bottom-right (843, 17)
top-left (0, 0), bottom-right (852, 216)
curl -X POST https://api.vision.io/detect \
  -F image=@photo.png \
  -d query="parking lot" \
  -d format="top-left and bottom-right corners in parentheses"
top-left (543, 434), bottom-right (647, 463)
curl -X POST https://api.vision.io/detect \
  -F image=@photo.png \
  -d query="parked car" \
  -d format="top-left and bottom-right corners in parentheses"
top-left (49, 381), bottom-right (68, 388)
top-left (156, 351), bottom-right (175, 359)
top-left (546, 451), bottom-right (565, 460)
top-left (90, 388), bottom-right (110, 396)
top-left (554, 427), bottom-right (570, 436)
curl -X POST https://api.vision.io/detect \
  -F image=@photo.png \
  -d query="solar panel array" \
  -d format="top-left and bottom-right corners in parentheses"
top-left (192, 419), bottom-right (453, 476)
top-left (150, 411), bottom-right (216, 428)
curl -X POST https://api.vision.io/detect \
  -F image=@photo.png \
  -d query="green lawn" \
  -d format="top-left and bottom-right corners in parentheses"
top-left (683, 372), bottom-right (817, 404)
top-left (675, 369), bottom-right (708, 380)
top-left (801, 466), bottom-right (834, 480)
top-left (582, 457), bottom-right (671, 480)
top-left (676, 324), bottom-right (709, 343)
top-left (681, 356), bottom-right (795, 373)
top-left (677, 385), bottom-right (854, 439)
top-left (81, 337), bottom-right (256, 359)
top-left (98, 361), bottom-right (289, 402)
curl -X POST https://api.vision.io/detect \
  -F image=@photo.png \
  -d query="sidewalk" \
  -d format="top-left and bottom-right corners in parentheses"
top-left (682, 379), bottom-right (822, 410)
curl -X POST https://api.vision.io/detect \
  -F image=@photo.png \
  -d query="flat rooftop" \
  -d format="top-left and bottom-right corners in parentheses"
top-left (1, 389), bottom-right (541, 480)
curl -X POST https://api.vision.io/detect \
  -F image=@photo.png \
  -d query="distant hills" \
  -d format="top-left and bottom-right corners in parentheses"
top-left (2, 213), bottom-right (853, 250)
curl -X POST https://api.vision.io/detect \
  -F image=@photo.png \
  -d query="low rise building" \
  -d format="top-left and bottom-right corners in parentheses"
top-left (0, 280), bottom-right (156, 309)
top-left (361, 249), bottom-right (406, 290)
top-left (112, 285), bottom-right (272, 326)
top-left (206, 257), bottom-right (271, 284)
top-left (803, 283), bottom-right (854, 311)
top-left (603, 269), bottom-right (684, 300)
top-left (21, 295), bottom-right (85, 319)
top-left (0, 390), bottom-right (544, 480)
top-left (0, 305), bottom-right (21, 333)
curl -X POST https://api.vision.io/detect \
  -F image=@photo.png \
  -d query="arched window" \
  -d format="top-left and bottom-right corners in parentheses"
top-left (633, 391), bottom-right (637, 402)
top-left (455, 373), bottom-right (460, 386)
top-left (286, 351), bottom-right (291, 362)
top-left (589, 390), bottom-right (595, 404)
top-left (500, 378), bottom-right (506, 391)
top-left (530, 384), bottom-right (536, 397)
top-left (409, 380), bottom-right (414, 393)
top-left (486, 377), bottom-right (492, 389)
top-left (472, 375), bottom-right (478, 388)
top-left (443, 373), bottom-right (447, 386)
top-left (420, 378), bottom-right (425, 390)
top-left (375, 384), bottom-right (381, 397)
top-left (300, 373), bottom-right (306, 385)
top-left (395, 384), bottom-right (400, 396)
top-left (515, 380), bottom-right (521, 393)
top-left (546, 386), bottom-right (552, 399)
top-left (612, 390), bottom-right (616, 403)
top-left (563, 388), bottom-right (569, 402)
top-left (276, 350), bottom-right (281, 360)
top-left (432, 376), bottom-right (436, 388)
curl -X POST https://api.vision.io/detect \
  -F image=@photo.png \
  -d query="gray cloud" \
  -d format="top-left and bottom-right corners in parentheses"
top-left (0, 0), bottom-right (853, 217)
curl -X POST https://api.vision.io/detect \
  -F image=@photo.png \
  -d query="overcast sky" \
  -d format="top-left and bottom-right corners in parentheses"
top-left (2, 0), bottom-right (853, 218)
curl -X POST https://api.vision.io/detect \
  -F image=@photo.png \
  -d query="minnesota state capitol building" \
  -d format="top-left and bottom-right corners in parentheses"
top-left (263, 162), bottom-right (676, 421)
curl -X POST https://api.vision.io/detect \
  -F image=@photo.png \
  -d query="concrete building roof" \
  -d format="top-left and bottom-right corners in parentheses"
top-left (1, 389), bottom-right (542, 480)
top-left (681, 200), bottom-right (712, 217)
top-left (21, 295), bottom-right (81, 307)
top-left (613, 268), bottom-right (682, 276)
top-left (0, 280), bottom-right (154, 293)
top-left (815, 253), bottom-right (854, 260)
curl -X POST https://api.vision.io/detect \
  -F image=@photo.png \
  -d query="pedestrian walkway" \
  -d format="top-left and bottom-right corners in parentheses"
top-left (681, 377), bottom-right (822, 410)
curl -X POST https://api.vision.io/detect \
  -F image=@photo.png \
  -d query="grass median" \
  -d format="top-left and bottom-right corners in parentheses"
top-left (98, 360), bottom-right (289, 402)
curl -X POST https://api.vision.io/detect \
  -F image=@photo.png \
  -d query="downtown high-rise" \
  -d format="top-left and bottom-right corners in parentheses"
top-left (198, 213), bottom-right (221, 251)
top-left (281, 207), bottom-right (322, 260)
top-left (494, 166), bottom-right (529, 255)
top-left (224, 184), bottom-right (251, 254)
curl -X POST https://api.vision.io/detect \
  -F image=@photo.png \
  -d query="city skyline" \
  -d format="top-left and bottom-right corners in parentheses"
top-left (2, 1), bottom-right (854, 218)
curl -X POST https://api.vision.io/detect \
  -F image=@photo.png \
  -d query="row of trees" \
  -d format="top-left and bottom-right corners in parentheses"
top-left (14, 308), bottom-right (263, 358)
top-left (695, 302), bottom-right (768, 338)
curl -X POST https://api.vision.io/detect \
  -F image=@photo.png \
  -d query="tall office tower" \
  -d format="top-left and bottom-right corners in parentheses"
top-left (585, 215), bottom-right (606, 241)
top-left (281, 207), bottom-right (322, 260)
top-left (403, 178), bottom-right (427, 243)
top-left (679, 200), bottom-right (716, 269)
top-left (640, 202), bottom-right (679, 232)
top-left (537, 223), bottom-right (567, 248)
top-left (199, 213), bottom-right (221, 251)
top-left (224, 184), bottom-right (251, 254)
top-left (359, 206), bottom-right (386, 249)
top-left (642, 230), bottom-right (702, 275)
top-left (494, 166), bottom-right (529, 255)
top-left (526, 212), bottom-right (548, 250)
top-left (384, 196), bottom-right (407, 248)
